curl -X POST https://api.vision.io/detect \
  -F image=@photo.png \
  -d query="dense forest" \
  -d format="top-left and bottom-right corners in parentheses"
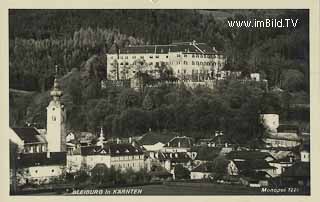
top-left (9, 9), bottom-right (310, 144)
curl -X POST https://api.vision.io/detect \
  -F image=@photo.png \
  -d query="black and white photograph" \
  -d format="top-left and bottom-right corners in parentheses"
top-left (8, 7), bottom-right (312, 196)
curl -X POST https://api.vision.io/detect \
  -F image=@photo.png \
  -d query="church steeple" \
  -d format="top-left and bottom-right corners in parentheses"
top-left (97, 127), bottom-right (105, 148)
top-left (46, 65), bottom-right (66, 153)
top-left (50, 65), bottom-right (63, 102)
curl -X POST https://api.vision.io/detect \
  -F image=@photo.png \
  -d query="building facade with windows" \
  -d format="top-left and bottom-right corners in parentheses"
top-left (106, 40), bottom-right (226, 81)
top-left (67, 143), bottom-right (145, 173)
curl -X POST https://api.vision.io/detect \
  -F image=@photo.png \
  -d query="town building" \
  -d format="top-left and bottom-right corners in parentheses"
top-left (260, 114), bottom-right (301, 148)
top-left (161, 136), bottom-right (194, 153)
top-left (138, 132), bottom-right (175, 152)
top-left (67, 129), bottom-right (145, 173)
top-left (106, 40), bottom-right (226, 81)
top-left (10, 127), bottom-right (47, 153)
top-left (11, 74), bottom-right (67, 186)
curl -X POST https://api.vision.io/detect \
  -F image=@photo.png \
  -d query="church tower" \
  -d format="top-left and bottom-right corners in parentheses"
top-left (46, 71), bottom-right (66, 152)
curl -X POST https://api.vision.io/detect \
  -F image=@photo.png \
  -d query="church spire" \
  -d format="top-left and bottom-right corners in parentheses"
top-left (97, 127), bottom-right (105, 148)
top-left (50, 65), bottom-right (63, 102)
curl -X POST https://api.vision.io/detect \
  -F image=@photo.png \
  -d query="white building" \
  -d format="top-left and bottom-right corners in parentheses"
top-left (67, 143), bottom-right (145, 173)
top-left (11, 74), bottom-right (67, 186)
top-left (106, 41), bottom-right (226, 81)
top-left (46, 77), bottom-right (67, 152)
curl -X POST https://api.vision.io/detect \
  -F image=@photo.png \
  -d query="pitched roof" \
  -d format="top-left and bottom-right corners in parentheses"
top-left (157, 152), bottom-right (191, 163)
top-left (80, 143), bottom-right (144, 156)
top-left (226, 151), bottom-right (275, 161)
top-left (17, 152), bottom-right (66, 168)
top-left (233, 159), bottom-right (276, 171)
top-left (139, 132), bottom-right (176, 145)
top-left (192, 146), bottom-right (221, 161)
top-left (12, 127), bottom-right (47, 144)
top-left (265, 132), bottom-right (300, 141)
top-left (108, 41), bottom-right (220, 55)
top-left (165, 136), bottom-right (194, 148)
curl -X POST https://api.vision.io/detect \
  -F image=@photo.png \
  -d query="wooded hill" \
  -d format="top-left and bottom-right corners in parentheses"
top-left (9, 9), bottom-right (309, 144)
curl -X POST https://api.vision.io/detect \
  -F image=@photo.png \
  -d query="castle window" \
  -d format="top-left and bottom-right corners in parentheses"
top-left (125, 56), bottom-right (128, 59)
top-left (155, 55), bottom-right (159, 58)
top-left (166, 55), bottom-right (168, 58)
top-left (150, 56), bottom-right (153, 59)
top-left (132, 56), bottom-right (136, 59)
top-left (51, 169), bottom-right (54, 173)
top-left (200, 55), bottom-right (203, 58)
top-left (120, 63), bottom-right (123, 66)
top-left (35, 170), bottom-right (38, 174)
top-left (140, 56), bottom-right (144, 59)
top-left (184, 54), bottom-right (187, 57)
top-left (177, 54), bottom-right (180, 57)
top-left (52, 107), bottom-right (55, 111)
top-left (196, 61), bottom-right (199, 65)
top-left (192, 54), bottom-right (195, 58)
top-left (52, 116), bottom-right (56, 121)
top-left (184, 61), bottom-right (188, 65)
top-left (120, 56), bottom-right (123, 59)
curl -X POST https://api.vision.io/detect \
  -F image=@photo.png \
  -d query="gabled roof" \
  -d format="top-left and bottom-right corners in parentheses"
top-left (17, 152), bottom-right (66, 168)
top-left (226, 151), bottom-right (275, 161)
top-left (80, 143), bottom-right (144, 156)
top-left (233, 159), bottom-right (276, 171)
top-left (165, 136), bottom-right (194, 148)
top-left (139, 132), bottom-right (176, 145)
top-left (157, 152), bottom-right (191, 163)
top-left (192, 146), bottom-right (221, 161)
top-left (12, 127), bottom-right (47, 144)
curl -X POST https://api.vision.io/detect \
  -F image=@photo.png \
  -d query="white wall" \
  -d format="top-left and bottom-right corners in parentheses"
top-left (46, 101), bottom-right (66, 152)
top-left (260, 114), bottom-right (279, 132)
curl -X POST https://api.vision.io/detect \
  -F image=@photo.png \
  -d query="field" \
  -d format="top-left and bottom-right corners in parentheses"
top-left (26, 182), bottom-right (308, 196)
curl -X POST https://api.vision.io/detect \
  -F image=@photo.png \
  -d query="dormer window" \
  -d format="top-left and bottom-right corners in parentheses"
top-left (116, 150), bottom-right (120, 154)
top-left (125, 149), bottom-right (129, 153)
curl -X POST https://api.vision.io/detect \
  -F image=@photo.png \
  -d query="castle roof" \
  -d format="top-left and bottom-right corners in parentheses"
top-left (108, 41), bottom-right (220, 55)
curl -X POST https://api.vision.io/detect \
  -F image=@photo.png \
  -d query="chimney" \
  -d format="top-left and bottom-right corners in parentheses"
top-left (46, 151), bottom-right (51, 159)
top-left (155, 152), bottom-right (159, 159)
top-left (116, 138), bottom-right (120, 144)
top-left (175, 153), bottom-right (178, 158)
top-left (129, 137), bottom-right (132, 143)
top-left (178, 141), bottom-right (181, 148)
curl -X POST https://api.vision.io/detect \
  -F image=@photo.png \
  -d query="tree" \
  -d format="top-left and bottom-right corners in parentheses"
top-left (174, 164), bottom-right (190, 180)
top-left (211, 156), bottom-right (229, 179)
top-left (142, 93), bottom-right (154, 110)
top-left (281, 69), bottom-right (305, 92)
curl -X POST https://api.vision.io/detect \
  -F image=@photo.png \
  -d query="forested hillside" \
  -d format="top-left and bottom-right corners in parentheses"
top-left (9, 9), bottom-right (309, 144)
